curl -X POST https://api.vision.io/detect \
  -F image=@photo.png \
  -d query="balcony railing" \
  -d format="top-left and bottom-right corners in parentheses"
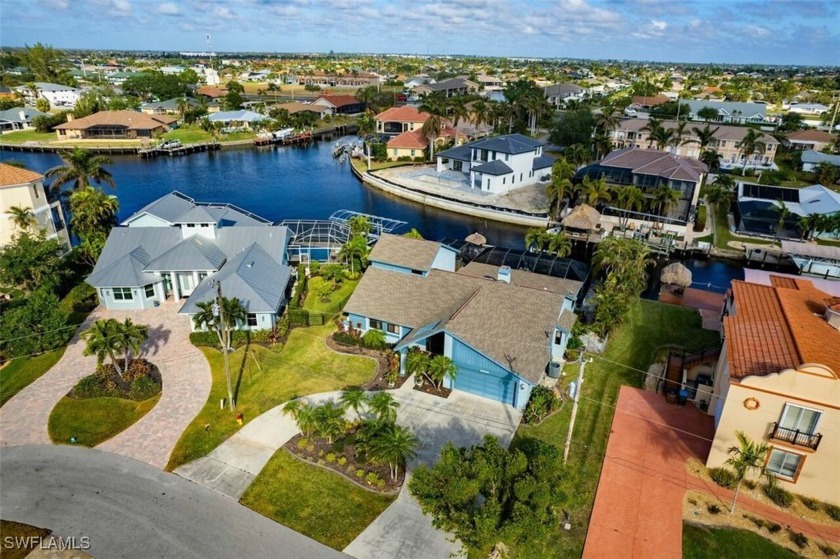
top-left (769, 422), bottom-right (822, 451)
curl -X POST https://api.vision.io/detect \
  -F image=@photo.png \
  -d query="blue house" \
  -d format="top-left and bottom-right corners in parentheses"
top-left (344, 235), bottom-right (581, 409)
top-left (87, 191), bottom-right (292, 331)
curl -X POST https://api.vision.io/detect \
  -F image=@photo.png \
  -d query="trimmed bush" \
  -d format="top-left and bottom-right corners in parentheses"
top-left (787, 529), bottom-right (808, 549)
top-left (764, 481), bottom-right (794, 508)
top-left (309, 261), bottom-right (321, 276)
top-left (767, 523), bottom-right (782, 533)
top-left (709, 467), bottom-right (737, 489)
top-left (332, 331), bottom-right (362, 347)
top-left (707, 504), bottom-right (721, 515)
top-left (825, 503), bottom-right (840, 521)
top-left (130, 376), bottom-right (158, 399)
top-left (800, 496), bottom-right (820, 511)
top-left (818, 543), bottom-right (837, 556)
top-left (523, 385), bottom-right (560, 424)
top-left (361, 329), bottom-right (387, 350)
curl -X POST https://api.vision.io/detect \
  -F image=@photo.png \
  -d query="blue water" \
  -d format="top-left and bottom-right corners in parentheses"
top-left (642, 257), bottom-right (745, 299)
top-left (2, 142), bottom-right (530, 248)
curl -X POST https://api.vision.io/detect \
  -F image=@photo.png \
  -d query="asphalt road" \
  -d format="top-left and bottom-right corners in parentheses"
top-left (0, 445), bottom-right (346, 559)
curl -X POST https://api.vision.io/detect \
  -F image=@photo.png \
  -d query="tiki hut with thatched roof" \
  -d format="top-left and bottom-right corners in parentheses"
top-left (660, 262), bottom-right (692, 288)
top-left (465, 232), bottom-right (487, 246)
top-left (561, 204), bottom-right (601, 232)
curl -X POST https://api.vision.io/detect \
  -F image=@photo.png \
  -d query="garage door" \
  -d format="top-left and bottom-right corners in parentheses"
top-left (454, 367), bottom-right (516, 406)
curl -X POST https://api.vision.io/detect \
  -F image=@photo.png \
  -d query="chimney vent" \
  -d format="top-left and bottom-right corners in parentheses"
top-left (497, 265), bottom-right (511, 284)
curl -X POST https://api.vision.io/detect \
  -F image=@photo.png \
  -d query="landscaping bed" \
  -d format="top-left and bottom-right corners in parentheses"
top-left (284, 431), bottom-right (403, 494)
top-left (413, 380), bottom-right (451, 399)
top-left (683, 520), bottom-right (802, 559)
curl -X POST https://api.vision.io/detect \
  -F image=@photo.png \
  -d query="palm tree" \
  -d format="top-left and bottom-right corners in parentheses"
top-left (338, 234), bottom-right (369, 276)
top-left (8, 205), bottom-right (36, 231)
top-left (565, 144), bottom-right (591, 167)
top-left (426, 355), bottom-right (457, 389)
top-left (706, 184), bottom-right (734, 213)
top-left (798, 213), bottom-right (822, 241)
top-left (367, 391), bottom-right (399, 424)
top-left (700, 149), bottom-right (723, 173)
top-left (582, 175), bottom-right (612, 207)
top-left (403, 228), bottom-right (423, 239)
top-left (547, 231), bottom-right (572, 258)
top-left (614, 185), bottom-right (645, 229)
top-left (115, 318), bottom-right (149, 371)
top-left (771, 199), bottom-right (791, 237)
top-left (724, 431), bottom-right (770, 514)
top-left (339, 387), bottom-right (368, 422)
top-left (641, 118), bottom-right (664, 148)
top-left (192, 296), bottom-right (248, 411)
top-left (653, 185), bottom-right (680, 217)
top-left (736, 129), bottom-right (767, 171)
top-left (692, 124), bottom-right (720, 154)
top-left (592, 131), bottom-right (612, 159)
top-left (81, 318), bottom-right (123, 376)
top-left (45, 148), bottom-right (116, 195)
top-left (69, 185), bottom-right (119, 239)
top-left (282, 400), bottom-right (316, 438)
top-left (357, 110), bottom-right (376, 136)
top-left (595, 106), bottom-right (620, 134)
top-left (419, 92), bottom-right (446, 161)
top-left (525, 228), bottom-right (550, 252)
top-left (368, 423), bottom-right (419, 481)
top-left (405, 348), bottom-right (430, 381)
top-left (313, 400), bottom-right (346, 444)
top-left (650, 127), bottom-right (675, 151)
top-left (546, 159), bottom-right (574, 220)
top-left (347, 215), bottom-right (372, 237)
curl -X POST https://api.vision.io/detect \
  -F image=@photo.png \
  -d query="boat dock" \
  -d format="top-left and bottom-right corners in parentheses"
top-left (0, 143), bottom-right (142, 155)
top-left (138, 142), bottom-right (221, 158)
top-left (253, 131), bottom-right (313, 147)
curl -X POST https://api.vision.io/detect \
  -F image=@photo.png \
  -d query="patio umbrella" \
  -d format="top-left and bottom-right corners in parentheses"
top-left (465, 232), bottom-right (487, 246)
top-left (561, 204), bottom-right (601, 231)
top-left (660, 262), bottom-right (692, 288)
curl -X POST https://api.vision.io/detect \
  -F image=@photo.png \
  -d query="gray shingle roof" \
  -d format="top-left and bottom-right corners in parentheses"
top-left (179, 243), bottom-right (291, 314)
top-left (457, 262), bottom-right (582, 297)
top-left (470, 133), bottom-right (542, 155)
top-left (345, 267), bottom-right (570, 384)
top-left (87, 228), bottom-right (182, 287)
top-left (144, 235), bottom-right (228, 272)
top-left (472, 160), bottom-right (513, 176)
top-left (0, 107), bottom-right (47, 123)
top-left (543, 83), bottom-right (583, 97)
top-left (369, 233), bottom-right (441, 272)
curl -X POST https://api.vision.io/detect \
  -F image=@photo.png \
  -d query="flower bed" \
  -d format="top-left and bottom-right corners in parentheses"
top-left (69, 358), bottom-right (161, 401)
top-left (284, 431), bottom-right (403, 494)
top-left (413, 379), bottom-right (451, 399)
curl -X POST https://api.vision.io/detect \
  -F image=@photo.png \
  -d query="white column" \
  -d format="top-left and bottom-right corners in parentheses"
top-left (171, 272), bottom-right (181, 300)
top-left (193, 271), bottom-right (200, 291)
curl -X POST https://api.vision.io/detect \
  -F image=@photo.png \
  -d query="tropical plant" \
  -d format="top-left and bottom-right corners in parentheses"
top-left (283, 400), bottom-right (317, 438)
top-left (797, 213), bottom-right (823, 241)
top-left (403, 228), bottom-right (424, 239)
top-left (347, 215), bottom-right (372, 237)
top-left (525, 228), bottom-right (551, 252)
top-left (736, 129), bottom-right (767, 170)
top-left (361, 328), bottom-right (387, 350)
top-left (546, 159), bottom-right (574, 219)
top-left (405, 347), bottom-right (430, 382)
top-left (547, 231), bottom-right (572, 258)
top-left (692, 124), bottom-right (720, 154)
top-left (82, 318), bottom-right (124, 375)
top-left (595, 107), bottom-right (620, 134)
top-left (641, 117), bottom-right (664, 148)
top-left (320, 263), bottom-right (345, 284)
top-left (114, 318), bottom-right (149, 371)
top-left (582, 175), bottom-right (612, 207)
top-left (368, 422), bottom-right (419, 481)
top-left (338, 234), bottom-right (369, 275)
top-left (0, 230), bottom-right (66, 292)
top-left (771, 199), bottom-right (791, 237)
top-left (367, 391), bottom-right (399, 424)
top-left (724, 430), bottom-right (770, 513)
top-left (613, 185), bottom-right (645, 229)
top-left (313, 400), bottom-right (347, 444)
top-left (192, 296), bottom-right (248, 410)
top-left (426, 355), bottom-right (457, 389)
top-left (8, 205), bottom-right (36, 231)
top-left (564, 143), bottom-right (591, 167)
top-left (45, 148), bottom-right (116, 194)
top-left (700, 149), bottom-right (722, 172)
top-left (69, 185), bottom-right (119, 265)
top-left (339, 387), bottom-right (369, 422)
top-left (652, 184), bottom-right (681, 217)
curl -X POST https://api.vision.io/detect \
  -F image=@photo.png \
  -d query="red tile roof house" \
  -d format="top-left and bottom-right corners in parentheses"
top-left (706, 277), bottom-right (840, 502)
top-left (53, 110), bottom-right (177, 140)
top-left (312, 95), bottom-right (366, 116)
top-left (374, 105), bottom-right (430, 135)
top-left (385, 124), bottom-right (465, 161)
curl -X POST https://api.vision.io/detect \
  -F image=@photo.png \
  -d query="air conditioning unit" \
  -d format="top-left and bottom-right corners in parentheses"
top-left (548, 361), bottom-right (562, 379)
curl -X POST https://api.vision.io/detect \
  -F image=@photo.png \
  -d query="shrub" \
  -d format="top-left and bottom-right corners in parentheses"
top-left (788, 529), bottom-right (808, 549)
top-left (800, 496), bottom-right (820, 511)
top-left (709, 467), bottom-right (737, 489)
top-left (365, 472), bottom-right (381, 487)
top-left (523, 385), bottom-right (560, 424)
top-left (361, 329), bottom-right (387, 350)
top-left (74, 374), bottom-right (105, 398)
top-left (332, 332), bottom-right (361, 347)
top-left (318, 449), bottom-right (324, 458)
top-left (306, 443), bottom-right (315, 452)
top-left (688, 498), bottom-right (697, 506)
top-left (764, 481), bottom-right (794, 508)
top-left (355, 469), bottom-right (365, 478)
top-left (337, 456), bottom-right (347, 466)
top-left (376, 478), bottom-right (386, 489)
top-left (744, 480), bottom-right (756, 490)
top-left (707, 504), bottom-right (721, 515)
top-left (818, 543), bottom-right (837, 556)
top-left (326, 453), bottom-right (336, 463)
top-left (123, 358), bottom-right (154, 382)
top-left (825, 503), bottom-right (840, 521)
top-left (297, 438), bottom-right (309, 450)
top-left (130, 376), bottom-right (158, 400)
top-left (767, 523), bottom-right (782, 533)
top-left (744, 514), bottom-right (765, 529)
top-left (309, 261), bottom-right (321, 276)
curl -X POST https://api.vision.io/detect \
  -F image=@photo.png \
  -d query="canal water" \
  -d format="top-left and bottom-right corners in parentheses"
top-left (3, 141), bottom-right (752, 293)
top-left (2, 142), bottom-right (530, 248)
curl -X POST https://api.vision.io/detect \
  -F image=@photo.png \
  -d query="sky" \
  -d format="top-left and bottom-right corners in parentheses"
top-left (2, 0), bottom-right (839, 66)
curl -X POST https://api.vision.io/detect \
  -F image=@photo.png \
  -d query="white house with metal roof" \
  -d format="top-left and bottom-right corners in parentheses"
top-left (87, 191), bottom-right (291, 331)
top-left (344, 235), bottom-right (580, 409)
top-left (436, 133), bottom-right (554, 195)
top-left (685, 100), bottom-right (767, 124)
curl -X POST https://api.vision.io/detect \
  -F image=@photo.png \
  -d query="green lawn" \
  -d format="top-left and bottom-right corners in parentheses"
top-left (0, 352), bottom-right (64, 407)
top-left (241, 450), bottom-right (394, 550)
top-left (682, 522), bottom-right (799, 559)
top-left (510, 300), bottom-right (721, 558)
top-left (0, 130), bottom-right (57, 144)
top-left (221, 130), bottom-right (257, 142)
top-left (161, 126), bottom-right (213, 144)
top-left (166, 323), bottom-right (376, 470)
top-left (303, 277), bottom-right (359, 315)
top-left (48, 394), bottom-right (160, 447)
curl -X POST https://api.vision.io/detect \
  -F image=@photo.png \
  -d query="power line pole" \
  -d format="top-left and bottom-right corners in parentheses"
top-left (563, 352), bottom-right (587, 464)
top-left (214, 281), bottom-right (235, 411)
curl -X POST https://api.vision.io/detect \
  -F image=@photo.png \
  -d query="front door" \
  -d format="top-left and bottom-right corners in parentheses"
top-left (178, 273), bottom-right (195, 296)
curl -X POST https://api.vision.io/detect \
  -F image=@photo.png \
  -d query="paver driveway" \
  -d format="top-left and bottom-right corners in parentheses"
top-left (0, 300), bottom-right (211, 470)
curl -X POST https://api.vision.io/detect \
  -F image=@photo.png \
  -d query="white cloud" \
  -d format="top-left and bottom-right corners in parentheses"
top-left (212, 6), bottom-right (235, 20)
top-left (651, 19), bottom-right (667, 31)
top-left (158, 2), bottom-right (180, 16)
top-left (42, 0), bottom-right (70, 9)
top-left (744, 25), bottom-right (770, 38)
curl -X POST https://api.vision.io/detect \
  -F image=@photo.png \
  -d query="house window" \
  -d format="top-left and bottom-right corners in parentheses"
top-left (554, 331), bottom-right (564, 345)
top-left (369, 319), bottom-right (383, 330)
top-left (247, 313), bottom-right (258, 327)
top-left (187, 223), bottom-right (195, 228)
top-left (766, 448), bottom-right (804, 481)
top-left (200, 223), bottom-right (209, 228)
top-left (386, 323), bottom-right (399, 334)
top-left (505, 153), bottom-right (509, 161)
top-left (113, 287), bottom-right (134, 301)
top-left (144, 284), bottom-right (156, 298)
top-left (779, 404), bottom-right (821, 434)
top-left (392, 149), bottom-right (398, 156)
top-left (503, 177), bottom-right (506, 184)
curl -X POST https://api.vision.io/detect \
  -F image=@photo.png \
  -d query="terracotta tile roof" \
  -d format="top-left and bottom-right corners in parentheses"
top-left (631, 95), bottom-right (670, 107)
top-left (55, 110), bottom-right (176, 131)
top-left (369, 233), bottom-right (440, 271)
top-left (786, 130), bottom-right (836, 143)
top-left (0, 163), bottom-right (43, 187)
top-left (769, 275), bottom-right (798, 289)
top-left (387, 130), bottom-right (428, 149)
top-left (374, 106), bottom-right (430, 124)
top-left (725, 279), bottom-right (840, 380)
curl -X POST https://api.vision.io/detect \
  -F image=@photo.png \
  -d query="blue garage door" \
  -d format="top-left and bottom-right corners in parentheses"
top-left (454, 367), bottom-right (516, 406)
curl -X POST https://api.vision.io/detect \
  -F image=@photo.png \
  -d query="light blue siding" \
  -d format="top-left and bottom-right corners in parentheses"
top-left (370, 261), bottom-right (426, 276)
top-left (447, 335), bottom-right (528, 408)
top-left (98, 285), bottom-right (161, 310)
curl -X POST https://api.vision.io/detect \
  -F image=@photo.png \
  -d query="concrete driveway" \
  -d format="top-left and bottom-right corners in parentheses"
top-left (344, 385), bottom-right (521, 559)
